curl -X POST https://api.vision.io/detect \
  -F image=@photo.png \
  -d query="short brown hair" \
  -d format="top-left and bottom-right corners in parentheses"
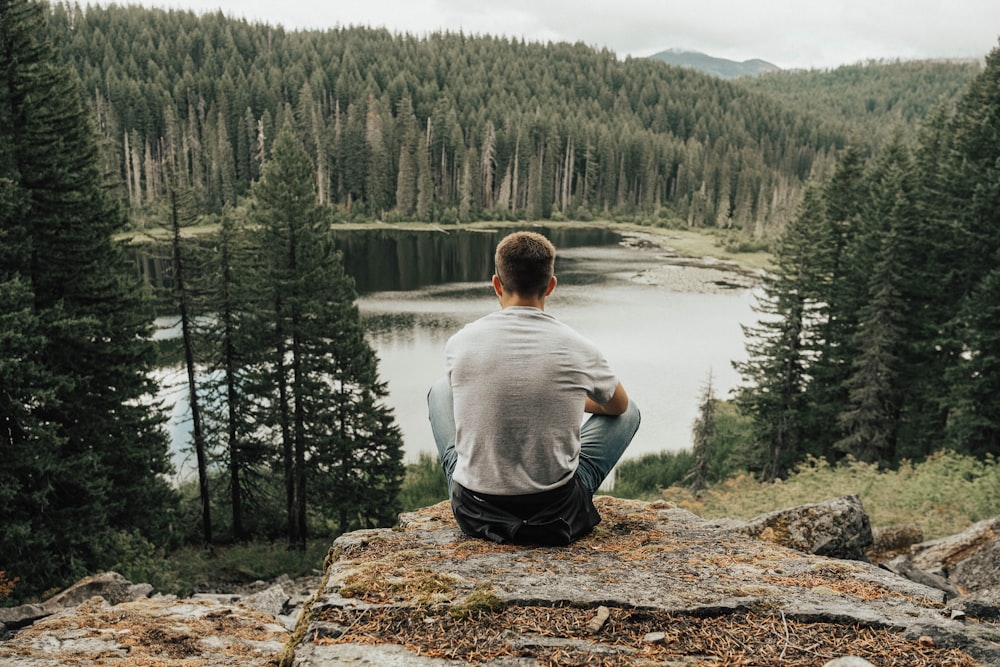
top-left (494, 231), bottom-right (555, 297)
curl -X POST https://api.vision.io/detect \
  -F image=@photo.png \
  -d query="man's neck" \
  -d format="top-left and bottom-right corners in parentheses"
top-left (492, 274), bottom-right (555, 311)
top-left (499, 294), bottom-right (546, 310)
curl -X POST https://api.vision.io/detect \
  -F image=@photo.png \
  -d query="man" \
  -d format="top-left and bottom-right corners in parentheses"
top-left (427, 230), bottom-right (640, 545)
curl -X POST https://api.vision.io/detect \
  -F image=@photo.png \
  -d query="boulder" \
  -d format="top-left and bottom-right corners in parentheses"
top-left (0, 571), bottom-right (145, 631)
top-left (733, 494), bottom-right (874, 561)
top-left (877, 515), bottom-right (1000, 623)
top-left (868, 523), bottom-right (924, 562)
top-left (907, 516), bottom-right (1000, 593)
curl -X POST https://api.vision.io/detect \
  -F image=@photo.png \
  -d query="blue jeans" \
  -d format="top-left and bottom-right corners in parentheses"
top-left (426, 376), bottom-right (641, 496)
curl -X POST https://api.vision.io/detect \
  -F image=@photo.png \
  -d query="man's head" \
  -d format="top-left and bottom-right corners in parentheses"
top-left (494, 231), bottom-right (556, 298)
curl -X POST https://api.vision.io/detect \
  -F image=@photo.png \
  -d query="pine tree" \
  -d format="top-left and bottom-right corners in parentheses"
top-left (685, 372), bottom-right (716, 493)
top-left (733, 188), bottom-right (828, 480)
top-left (945, 262), bottom-right (1000, 457)
top-left (938, 44), bottom-right (1000, 458)
top-left (835, 225), bottom-right (906, 463)
top-left (798, 143), bottom-right (868, 451)
top-left (166, 181), bottom-right (212, 544)
top-left (0, 0), bottom-right (175, 599)
top-left (249, 118), bottom-right (404, 546)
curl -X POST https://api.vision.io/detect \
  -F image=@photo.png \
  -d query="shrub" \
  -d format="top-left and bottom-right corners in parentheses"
top-left (612, 450), bottom-right (695, 499)
top-left (656, 450), bottom-right (1000, 540)
top-left (398, 453), bottom-right (449, 511)
top-left (0, 571), bottom-right (18, 604)
top-left (611, 401), bottom-right (756, 499)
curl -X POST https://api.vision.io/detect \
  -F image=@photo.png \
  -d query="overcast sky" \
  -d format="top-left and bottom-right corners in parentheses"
top-left (109, 0), bottom-right (997, 70)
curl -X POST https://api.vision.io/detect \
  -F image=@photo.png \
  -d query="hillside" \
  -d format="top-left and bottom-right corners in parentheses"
top-left (648, 48), bottom-right (781, 78)
top-left (42, 5), bottom-right (981, 238)
top-left (47, 4), bottom-right (845, 237)
top-left (741, 59), bottom-right (981, 145)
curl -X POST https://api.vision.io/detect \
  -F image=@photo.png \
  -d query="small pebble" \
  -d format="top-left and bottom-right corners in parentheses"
top-left (822, 658), bottom-right (875, 667)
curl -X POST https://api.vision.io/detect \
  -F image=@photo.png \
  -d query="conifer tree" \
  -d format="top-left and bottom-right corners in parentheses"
top-left (733, 188), bottom-right (828, 480)
top-left (249, 118), bottom-right (404, 547)
top-left (0, 0), bottom-right (175, 599)
top-left (685, 372), bottom-right (716, 493)
top-left (835, 224), bottom-right (906, 463)
top-left (798, 143), bottom-right (868, 450)
top-left (945, 263), bottom-right (1000, 457)
top-left (938, 43), bottom-right (1000, 458)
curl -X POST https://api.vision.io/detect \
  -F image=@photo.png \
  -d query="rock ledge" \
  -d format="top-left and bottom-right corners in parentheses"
top-left (291, 497), bottom-right (1000, 666)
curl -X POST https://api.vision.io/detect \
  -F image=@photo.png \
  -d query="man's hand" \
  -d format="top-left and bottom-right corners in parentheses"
top-left (585, 381), bottom-right (629, 416)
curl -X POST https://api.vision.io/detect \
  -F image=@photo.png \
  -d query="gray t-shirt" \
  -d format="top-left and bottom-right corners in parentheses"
top-left (445, 306), bottom-right (619, 495)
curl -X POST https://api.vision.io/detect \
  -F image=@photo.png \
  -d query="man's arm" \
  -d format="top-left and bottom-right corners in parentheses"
top-left (585, 381), bottom-right (629, 416)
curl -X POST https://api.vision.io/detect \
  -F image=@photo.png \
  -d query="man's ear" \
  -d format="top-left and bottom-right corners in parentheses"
top-left (492, 274), bottom-right (504, 297)
top-left (544, 275), bottom-right (557, 296)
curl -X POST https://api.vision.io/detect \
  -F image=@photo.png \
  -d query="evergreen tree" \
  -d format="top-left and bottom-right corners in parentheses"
top-left (799, 142), bottom-right (868, 451)
top-left (198, 209), bottom-right (259, 541)
top-left (835, 224), bottom-right (906, 463)
top-left (0, 0), bottom-right (175, 599)
top-left (939, 44), bottom-right (1000, 458)
top-left (734, 188), bottom-right (828, 480)
top-left (166, 181), bottom-right (212, 543)
top-left (945, 262), bottom-right (1000, 457)
top-left (685, 372), bottom-right (716, 493)
top-left (249, 118), bottom-right (404, 547)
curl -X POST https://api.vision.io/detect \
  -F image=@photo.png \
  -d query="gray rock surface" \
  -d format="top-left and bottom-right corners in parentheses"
top-left (732, 493), bottom-right (873, 560)
top-left (4, 496), bottom-right (1000, 666)
top-left (0, 594), bottom-right (288, 666)
top-left (0, 571), bottom-right (146, 631)
top-left (290, 497), bottom-right (1000, 666)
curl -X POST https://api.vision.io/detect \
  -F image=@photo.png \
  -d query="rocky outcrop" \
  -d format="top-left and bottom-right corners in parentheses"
top-left (0, 594), bottom-right (288, 666)
top-left (908, 516), bottom-right (1000, 593)
top-left (881, 515), bottom-right (1000, 623)
top-left (0, 572), bottom-right (148, 633)
top-left (292, 497), bottom-right (1000, 666)
top-left (3, 496), bottom-right (999, 666)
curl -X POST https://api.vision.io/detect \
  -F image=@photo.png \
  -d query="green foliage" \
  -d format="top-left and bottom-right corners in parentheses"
top-left (108, 530), bottom-right (179, 594)
top-left (398, 453), bottom-right (449, 512)
top-left (733, 188), bottom-right (831, 479)
top-left (243, 119), bottom-right (405, 546)
top-left (660, 451), bottom-right (1000, 541)
top-left (1, 0), bottom-right (177, 603)
top-left (731, 42), bottom-right (1000, 470)
top-left (45, 3), bottom-right (855, 235)
top-left (612, 401), bottom-right (756, 499)
top-left (743, 59), bottom-right (981, 148)
top-left (112, 537), bottom-right (327, 598)
top-left (613, 450), bottom-right (696, 499)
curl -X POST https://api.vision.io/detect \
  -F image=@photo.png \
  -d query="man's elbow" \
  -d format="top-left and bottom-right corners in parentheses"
top-left (601, 383), bottom-right (629, 416)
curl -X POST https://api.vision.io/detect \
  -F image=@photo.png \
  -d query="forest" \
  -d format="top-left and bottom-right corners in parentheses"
top-left (44, 3), bottom-right (977, 238)
top-left (1, 0), bottom-right (998, 604)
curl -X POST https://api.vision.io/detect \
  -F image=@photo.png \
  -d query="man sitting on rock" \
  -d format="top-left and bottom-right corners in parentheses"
top-left (427, 230), bottom-right (640, 545)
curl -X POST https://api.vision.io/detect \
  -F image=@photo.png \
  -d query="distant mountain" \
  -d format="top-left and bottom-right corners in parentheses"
top-left (648, 48), bottom-right (781, 78)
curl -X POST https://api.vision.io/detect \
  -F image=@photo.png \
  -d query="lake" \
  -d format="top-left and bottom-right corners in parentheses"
top-left (156, 226), bottom-right (760, 480)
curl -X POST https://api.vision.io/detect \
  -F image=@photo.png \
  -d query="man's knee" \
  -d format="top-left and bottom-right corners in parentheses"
top-left (427, 375), bottom-right (449, 405)
top-left (622, 400), bottom-right (641, 437)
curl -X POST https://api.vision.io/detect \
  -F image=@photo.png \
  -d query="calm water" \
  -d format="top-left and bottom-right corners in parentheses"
top-left (157, 228), bottom-right (758, 479)
top-left (359, 243), bottom-right (757, 468)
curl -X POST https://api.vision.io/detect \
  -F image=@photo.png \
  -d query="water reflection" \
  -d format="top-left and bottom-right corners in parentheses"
top-left (360, 241), bottom-right (757, 466)
top-left (158, 227), bottom-right (757, 479)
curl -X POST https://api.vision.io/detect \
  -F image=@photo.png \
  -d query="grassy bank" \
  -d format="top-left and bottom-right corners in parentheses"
top-left (617, 450), bottom-right (999, 541)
